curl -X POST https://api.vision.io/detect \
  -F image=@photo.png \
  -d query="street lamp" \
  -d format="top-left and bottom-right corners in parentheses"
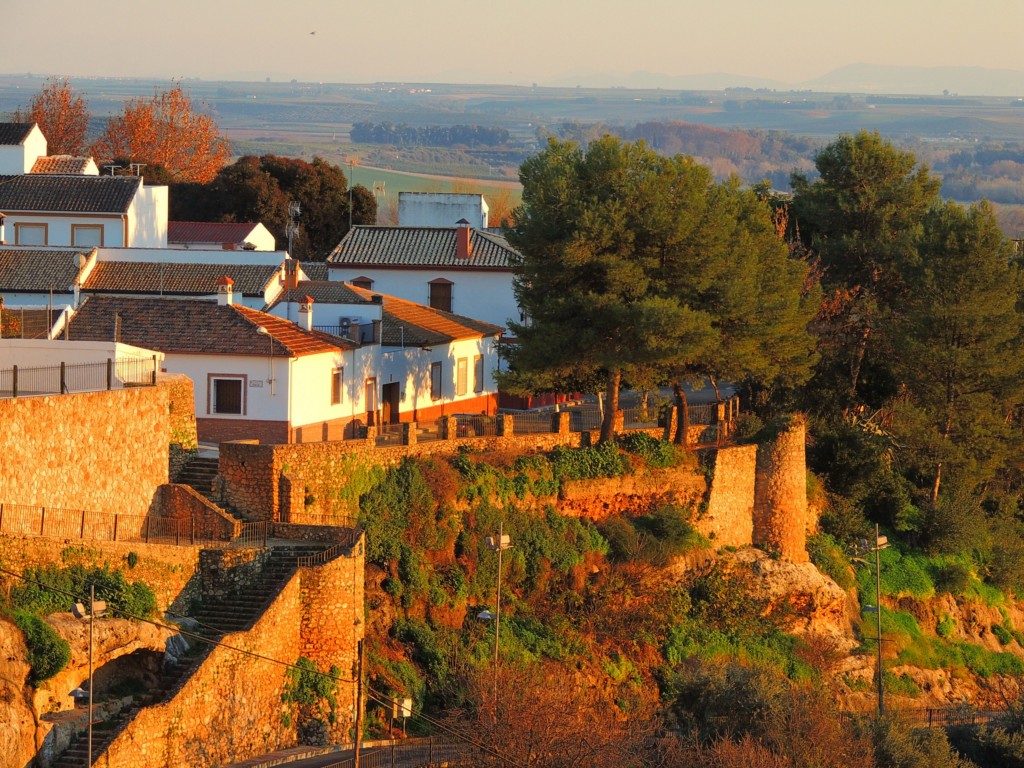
top-left (256, 326), bottom-right (274, 395)
top-left (485, 524), bottom-right (512, 709)
top-left (72, 586), bottom-right (107, 767)
top-left (856, 524), bottom-right (889, 716)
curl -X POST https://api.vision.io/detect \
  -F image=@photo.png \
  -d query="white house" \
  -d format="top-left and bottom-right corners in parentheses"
top-left (63, 285), bottom-right (373, 444)
top-left (267, 281), bottom-right (504, 425)
top-left (325, 221), bottom-right (520, 330)
top-left (0, 174), bottom-right (168, 248)
top-left (168, 221), bottom-right (276, 251)
top-left (398, 192), bottom-right (488, 229)
top-left (0, 123), bottom-right (48, 174)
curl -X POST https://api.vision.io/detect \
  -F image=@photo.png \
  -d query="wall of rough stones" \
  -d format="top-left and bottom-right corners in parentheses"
top-left (0, 534), bottom-right (201, 614)
top-left (96, 537), bottom-right (364, 767)
top-left (699, 445), bottom-right (758, 548)
top-left (156, 484), bottom-right (239, 541)
top-left (0, 385), bottom-right (170, 517)
top-left (162, 374), bottom-right (198, 451)
top-left (753, 416), bottom-right (810, 563)
top-left (299, 536), bottom-right (365, 742)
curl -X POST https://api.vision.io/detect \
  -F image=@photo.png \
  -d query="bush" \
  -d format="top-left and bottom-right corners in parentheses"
top-left (936, 614), bottom-right (956, 639)
top-left (808, 533), bottom-right (856, 590)
top-left (549, 443), bottom-right (628, 481)
top-left (12, 564), bottom-right (156, 619)
top-left (616, 432), bottom-right (682, 468)
top-left (13, 611), bottom-right (70, 683)
top-left (933, 562), bottom-right (973, 595)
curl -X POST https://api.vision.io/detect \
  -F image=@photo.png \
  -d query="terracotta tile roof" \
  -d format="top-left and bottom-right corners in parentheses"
top-left (326, 226), bottom-right (517, 270)
top-left (83, 262), bottom-right (280, 297)
top-left (66, 296), bottom-right (350, 357)
top-left (0, 123), bottom-right (35, 145)
top-left (30, 155), bottom-right (94, 174)
top-left (167, 221), bottom-right (262, 244)
top-left (0, 249), bottom-right (87, 292)
top-left (0, 175), bottom-right (140, 213)
top-left (273, 282), bottom-right (374, 307)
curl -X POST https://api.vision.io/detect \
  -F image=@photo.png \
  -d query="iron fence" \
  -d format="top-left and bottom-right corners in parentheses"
top-left (686, 402), bottom-right (716, 425)
top-left (506, 409), bottom-right (555, 434)
top-left (417, 418), bottom-right (444, 443)
top-left (318, 737), bottom-right (468, 767)
top-left (840, 707), bottom-right (1003, 729)
top-left (0, 357), bottom-right (158, 399)
top-left (622, 403), bottom-right (662, 429)
top-left (454, 414), bottom-right (497, 438)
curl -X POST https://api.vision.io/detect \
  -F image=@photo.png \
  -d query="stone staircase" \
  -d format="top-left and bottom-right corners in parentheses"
top-left (175, 455), bottom-right (220, 499)
top-left (50, 544), bottom-right (324, 768)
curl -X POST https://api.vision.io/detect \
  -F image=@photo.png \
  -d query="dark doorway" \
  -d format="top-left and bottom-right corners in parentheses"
top-left (365, 378), bottom-right (377, 427)
top-left (382, 382), bottom-right (400, 424)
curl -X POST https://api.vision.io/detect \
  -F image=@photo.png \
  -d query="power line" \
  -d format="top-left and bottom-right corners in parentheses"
top-left (0, 565), bottom-right (523, 766)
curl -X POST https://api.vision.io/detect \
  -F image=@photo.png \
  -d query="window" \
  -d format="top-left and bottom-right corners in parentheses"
top-left (456, 358), bottom-right (468, 396)
top-left (352, 276), bottom-right (374, 290)
top-left (212, 378), bottom-right (243, 414)
top-left (14, 223), bottom-right (46, 246)
top-left (473, 355), bottom-right (484, 393)
top-left (428, 279), bottom-right (453, 313)
top-left (430, 361), bottom-right (442, 401)
top-left (71, 224), bottom-right (104, 247)
top-left (331, 367), bottom-right (344, 405)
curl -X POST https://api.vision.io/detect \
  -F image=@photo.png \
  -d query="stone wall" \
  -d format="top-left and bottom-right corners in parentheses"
top-left (699, 444), bottom-right (758, 548)
top-left (0, 385), bottom-right (170, 517)
top-left (155, 484), bottom-right (239, 541)
top-left (753, 416), bottom-right (810, 563)
top-left (0, 534), bottom-right (201, 615)
top-left (299, 536), bottom-right (365, 741)
top-left (162, 374), bottom-right (198, 452)
top-left (97, 577), bottom-right (303, 768)
top-left (557, 466), bottom-right (706, 521)
top-left (97, 538), bottom-right (365, 767)
top-left (198, 547), bottom-right (270, 601)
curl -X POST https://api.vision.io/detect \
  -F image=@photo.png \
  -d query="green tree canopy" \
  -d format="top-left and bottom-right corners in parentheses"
top-left (792, 130), bottom-right (941, 406)
top-left (504, 136), bottom-right (816, 444)
top-left (169, 154), bottom-right (377, 260)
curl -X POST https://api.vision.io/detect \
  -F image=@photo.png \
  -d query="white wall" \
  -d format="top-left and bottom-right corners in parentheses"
top-left (165, 352), bottom-right (290, 424)
top-left (94, 247), bottom-right (290, 266)
top-left (127, 185), bottom-right (168, 248)
top-left (289, 346), bottom-right (379, 429)
top-left (0, 339), bottom-right (161, 366)
top-left (379, 334), bottom-right (499, 417)
top-left (325, 265), bottom-right (517, 329)
top-left (0, 125), bottom-right (46, 174)
top-left (398, 193), bottom-right (488, 228)
top-left (3, 213), bottom-right (127, 248)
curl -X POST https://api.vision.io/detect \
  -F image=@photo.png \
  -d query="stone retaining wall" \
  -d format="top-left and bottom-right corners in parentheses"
top-left (156, 484), bottom-right (240, 541)
top-left (753, 416), bottom-right (810, 563)
top-left (0, 385), bottom-right (170, 517)
top-left (699, 444), bottom-right (758, 548)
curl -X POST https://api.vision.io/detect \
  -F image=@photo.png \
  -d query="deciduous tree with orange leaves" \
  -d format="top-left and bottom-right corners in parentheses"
top-left (15, 77), bottom-right (90, 156)
top-left (91, 83), bottom-right (230, 183)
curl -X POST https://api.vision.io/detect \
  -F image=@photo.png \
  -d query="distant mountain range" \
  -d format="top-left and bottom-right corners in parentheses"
top-left (545, 63), bottom-right (1024, 98)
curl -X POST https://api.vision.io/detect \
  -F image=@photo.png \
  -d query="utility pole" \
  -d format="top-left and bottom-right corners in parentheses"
top-left (353, 638), bottom-right (364, 768)
top-left (88, 584), bottom-right (94, 767)
top-left (875, 523), bottom-right (885, 716)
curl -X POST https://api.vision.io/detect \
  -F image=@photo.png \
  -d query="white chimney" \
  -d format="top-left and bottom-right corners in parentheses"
top-left (0, 213), bottom-right (6, 245)
top-left (217, 276), bottom-right (235, 306)
top-left (299, 295), bottom-right (314, 331)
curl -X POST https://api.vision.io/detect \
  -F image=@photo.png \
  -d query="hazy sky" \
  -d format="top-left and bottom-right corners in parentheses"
top-left (3, 0), bottom-right (1022, 86)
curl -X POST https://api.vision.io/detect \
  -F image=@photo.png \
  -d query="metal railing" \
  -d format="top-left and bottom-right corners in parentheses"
top-left (686, 402), bottom-right (716, 425)
top-left (0, 503), bottom-right (231, 546)
top-left (318, 737), bottom-right (468, 767)
top-left (0, 356), bottom-right (158, 399)
top-left (506, 409), bottom-right (554, 434)
top-left (840, 707), bottom-right (1003, 729)
top-left (454, 414), bottom-right (497, 438)
top-left (417, 418), bottom-right (444, 443)
top-left (622, 403), bottom-right (662, 429)
top-left (231, 521), bottom-right (270, 548)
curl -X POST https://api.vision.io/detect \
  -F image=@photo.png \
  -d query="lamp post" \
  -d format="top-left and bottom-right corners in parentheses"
top-left (73, 586), bottom-right (107, 767)
top-left (857, 524), bottom-right (889, 716)
top-left (484, 524), bottom-right (512, 710)
top-left (256, 326), bottom-right (274, 395)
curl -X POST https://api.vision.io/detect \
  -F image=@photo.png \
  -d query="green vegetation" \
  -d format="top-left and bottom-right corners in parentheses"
top-left (11, 563), bottom-right (157, 619)
top-left (12, 611), bottom-right (70, 683)
top-left (281, 657), bottom-right (339, 744)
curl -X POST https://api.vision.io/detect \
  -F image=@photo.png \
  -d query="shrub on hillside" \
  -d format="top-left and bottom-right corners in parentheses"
top-left (13, 611), bottom-right (70, 683)
top-left (617, 432), bottom-right (683, 468)
top-left (13, 564), bottom-right (156, 619)
top-left (549, 442), bottom-right (628, 481)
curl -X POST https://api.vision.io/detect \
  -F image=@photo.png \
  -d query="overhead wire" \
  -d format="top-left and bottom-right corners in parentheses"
top-left (0, 565), bottom-right (524, 767)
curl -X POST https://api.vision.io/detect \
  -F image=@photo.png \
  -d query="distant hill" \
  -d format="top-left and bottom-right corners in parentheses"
top-left (545, 64), bottom-right (1024, 98)
top-left (801, 63), bottom-right (1024, 98)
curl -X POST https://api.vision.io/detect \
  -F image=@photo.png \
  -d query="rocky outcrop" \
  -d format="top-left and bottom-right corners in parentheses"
top-left (0, 618), bottom-right (36, 768)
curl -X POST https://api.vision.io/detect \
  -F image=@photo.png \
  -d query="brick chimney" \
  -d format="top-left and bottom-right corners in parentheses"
top-left (299, 295), bottom-right (314, 331)
top-left (455, 218), bottom-right (472, 260)
top-left (216, 276), bottom-right (235, 306)
top-left (283, 260), bottom-right (300, 291)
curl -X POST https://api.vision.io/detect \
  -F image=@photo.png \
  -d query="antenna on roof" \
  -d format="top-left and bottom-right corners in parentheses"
top-left (104, 165), bottom-right (122, 176)
top-left (130, 163), bottom-right (146, 177)
top-left (286, 201), bottom-right (301, 255)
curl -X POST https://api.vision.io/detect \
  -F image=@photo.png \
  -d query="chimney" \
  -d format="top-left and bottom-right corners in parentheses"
top-left (299, 295), bottom-right (314, 331)
top-left (0, 213), bottom-right (6, 245)
top-left (455, 218), bottom-right (472, 260)
top-left (283, 260), bottom-right (300, 291)
top-left (216, 276), bottom-right (235, 306)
